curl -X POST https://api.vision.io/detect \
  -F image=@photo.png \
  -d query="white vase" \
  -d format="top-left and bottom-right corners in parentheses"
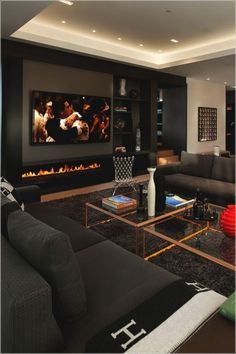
top-left (147, 167), bottom-right (156, 217)
top-left (119, 78), bottom-right (127, 96)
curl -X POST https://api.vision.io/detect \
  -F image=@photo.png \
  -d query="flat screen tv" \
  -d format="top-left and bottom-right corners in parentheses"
top-left (31, 90), bottom-right (111, 144)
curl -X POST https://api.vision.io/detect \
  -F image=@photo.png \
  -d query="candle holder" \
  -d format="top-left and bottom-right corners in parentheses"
top-left (137, 183), bottom-right (145, 216)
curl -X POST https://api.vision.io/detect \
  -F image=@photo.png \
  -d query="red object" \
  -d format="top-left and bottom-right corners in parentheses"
top-left (219, 205), bottom-right (236, 238)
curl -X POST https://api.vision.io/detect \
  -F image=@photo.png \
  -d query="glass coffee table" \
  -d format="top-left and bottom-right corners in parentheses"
top-left (143, 203), bottom-right (235, 271)
top-left (85, 195), bottom-right (193, 256)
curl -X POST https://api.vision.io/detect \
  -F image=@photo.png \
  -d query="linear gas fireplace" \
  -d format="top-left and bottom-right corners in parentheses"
top-left (22, 162), bottom-right (101, 179)
top-left (20, 157), bottom-right (113, 193)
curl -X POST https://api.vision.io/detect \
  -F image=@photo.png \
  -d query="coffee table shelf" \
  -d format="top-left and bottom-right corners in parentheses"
top-left (143, 204), bottom-right (235, 271)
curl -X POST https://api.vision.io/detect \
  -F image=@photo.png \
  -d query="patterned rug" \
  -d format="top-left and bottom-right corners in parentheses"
top-left (42, 186), bottom-right (235, 297)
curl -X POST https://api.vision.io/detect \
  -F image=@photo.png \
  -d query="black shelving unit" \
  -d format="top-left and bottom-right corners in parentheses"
top-left (113, 76), bottom-right (150, 154)
top-left (157, 101), bottom-right (163, 147)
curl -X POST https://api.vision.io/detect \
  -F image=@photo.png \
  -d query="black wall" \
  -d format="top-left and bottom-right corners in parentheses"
top-left (162, 87), bottom-right (187, 155)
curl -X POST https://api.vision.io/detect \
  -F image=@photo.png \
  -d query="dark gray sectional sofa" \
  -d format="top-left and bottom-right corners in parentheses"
top-left (1, 186), bottom-right (180, 353)
top-left (155, 151), bottom-right (235, 207)
top-left (1, 185), bottom-right (235, 353)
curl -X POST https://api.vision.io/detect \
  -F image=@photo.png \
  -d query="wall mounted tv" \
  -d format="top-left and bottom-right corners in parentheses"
top-left (32, 91), bottom-right (111, 144)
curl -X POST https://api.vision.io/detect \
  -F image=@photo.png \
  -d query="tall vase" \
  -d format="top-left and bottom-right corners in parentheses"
top-left (119, 78), bottom-right (127, 96)
top-left (147, 167), bottom-right (156, 217)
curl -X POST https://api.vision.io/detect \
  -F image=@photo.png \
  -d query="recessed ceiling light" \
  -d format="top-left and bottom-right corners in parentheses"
top-left (224, 81), bottom-right (228, 85)
top-left (139, 43), bottom-right (144, 47)
top-left (61, 20), bottom-right (66, 24)
top-left (170, 39), bottom-right (179, 43)
top-left (117, 37), bottom-right (122, 41)
top-left (92, 29), bottom-right (96, 33)
top-left (59, 0), bottom-right (73, 5)
top-left (206, 77), bottom-right (210, 81)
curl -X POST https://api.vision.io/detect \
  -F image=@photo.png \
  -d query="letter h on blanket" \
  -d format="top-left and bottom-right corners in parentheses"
top-left (111, 319), bottom-right (147, 350)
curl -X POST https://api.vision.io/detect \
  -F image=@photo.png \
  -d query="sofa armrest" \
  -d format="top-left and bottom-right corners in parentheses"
top-left (16, 185), bottom-right (41, 204)
top-left (156, 162), bottom-right (181, 176)
top-left (1, 236), bottom-right (64, 353)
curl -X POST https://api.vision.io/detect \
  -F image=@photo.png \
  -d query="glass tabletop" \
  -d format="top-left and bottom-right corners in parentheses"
top-left (86, 193), bottom-right (193, 228)
top-left (144, 204), bottom-right (235, 271)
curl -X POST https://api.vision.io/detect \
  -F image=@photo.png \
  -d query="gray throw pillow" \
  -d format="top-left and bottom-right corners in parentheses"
top-left (211, 156), bottom-right (235, 183)
top-left (1, 177), bottom-right (24, 210)
top-left (8, 209), bottom-right (87, 323)
top-left (179, 151), bottom-right (214, 178)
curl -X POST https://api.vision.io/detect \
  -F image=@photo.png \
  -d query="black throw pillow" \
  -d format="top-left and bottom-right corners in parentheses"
top-left (8, 209), bottom-right (87, 323)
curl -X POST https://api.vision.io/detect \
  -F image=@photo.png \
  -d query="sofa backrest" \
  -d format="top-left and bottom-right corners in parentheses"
top-left (179, 151), bottom-right (214, 178)
top-left (211, 156), bottom-right (235, 183)
top-left (1, 234), bottom-right (63, 353)
top-left (8, 209), bottom-right (87, 323)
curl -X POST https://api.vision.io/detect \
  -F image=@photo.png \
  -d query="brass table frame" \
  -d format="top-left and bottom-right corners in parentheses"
top-left (85, 201), bottom-right (192, 257)
top-left (143, 208), bottom-right (235, 272)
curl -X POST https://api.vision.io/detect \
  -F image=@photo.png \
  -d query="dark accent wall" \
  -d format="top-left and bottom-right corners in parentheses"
top-left (2, 56), bottom-right (23, 183)
top-left (162, 87), bottom-right (187, 155)
top-left (2, 39), bottom-right (187, 184)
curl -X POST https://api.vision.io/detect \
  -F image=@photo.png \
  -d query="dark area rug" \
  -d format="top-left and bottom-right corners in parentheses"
top-left (42, 187), bottom-right (235, 297)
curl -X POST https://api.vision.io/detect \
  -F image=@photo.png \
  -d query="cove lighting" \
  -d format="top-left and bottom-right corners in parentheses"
top-left (59, 0), bottom-right (73, 5)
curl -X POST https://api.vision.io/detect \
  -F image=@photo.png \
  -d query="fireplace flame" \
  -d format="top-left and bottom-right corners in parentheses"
top-left (22, 163), bottom-right (101, 178)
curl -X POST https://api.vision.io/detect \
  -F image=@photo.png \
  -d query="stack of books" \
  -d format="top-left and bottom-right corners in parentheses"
top-left (166, 195), bottom-right (195, 208)
top-left (102, 195), bottom-right (137, 213)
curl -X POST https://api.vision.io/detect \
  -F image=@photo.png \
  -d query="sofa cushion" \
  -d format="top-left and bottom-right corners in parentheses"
top-left (8, 209), bottom-right (87, 323)
top-left (1, 194), bottom-right (21, 239)
top-left (62, 240), bottom-right (180, 353)
top-left (25, 203), bottom-right (105, 252)
top-left (211, 156), bottom-right (235, 183)
top-left (179, 151), bottom-right (214, 178)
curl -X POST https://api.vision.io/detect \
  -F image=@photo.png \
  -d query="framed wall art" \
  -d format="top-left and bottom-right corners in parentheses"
top-left (198, 107), bottom-right (217, 142)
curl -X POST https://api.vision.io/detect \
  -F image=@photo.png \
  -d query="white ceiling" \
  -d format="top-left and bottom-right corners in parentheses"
top-left (2, 0), bottom-right (235, 88)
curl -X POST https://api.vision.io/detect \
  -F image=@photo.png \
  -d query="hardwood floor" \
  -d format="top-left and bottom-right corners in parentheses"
top-left (41, 174), bottom-right (149, 202)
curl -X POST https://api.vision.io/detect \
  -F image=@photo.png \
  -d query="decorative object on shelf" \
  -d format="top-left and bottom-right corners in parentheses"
top-left (135, 125), bottom-right (141, 151)
top-left (114, 106), bottom-right (128, 112)
top-left (118, 78), bottom-right (127, 96)
top-left (147, 167), bottom-right (156, 217)
top-left (155, 175), bottom-right (166, 212)
top-left (114, 146), bottom-right (126, 153)
top-left (213, 145), bottom-right (220, 156)
top-left (219, 205), bottom-right (235, 238)
top-left (114, 117), bottom-right (126, 131)
top-left (137, 183), bottom-right (145, 217)
top-left (129, 89), bottom-right (139, 99)
top-left (198, 107), bottom-right (217, 142)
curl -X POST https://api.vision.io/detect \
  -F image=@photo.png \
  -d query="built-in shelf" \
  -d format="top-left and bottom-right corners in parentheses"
top-left (113, 96), bottom-right (147, 102)
top-left (114, 131), bottom-right (132, 135)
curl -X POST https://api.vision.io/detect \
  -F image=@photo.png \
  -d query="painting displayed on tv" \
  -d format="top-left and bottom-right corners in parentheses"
top-left (32, 91), bottom-right (111, 144)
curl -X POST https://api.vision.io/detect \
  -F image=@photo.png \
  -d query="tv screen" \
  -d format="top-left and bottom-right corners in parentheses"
top-left (31, 91), bottom-right (111, 144)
